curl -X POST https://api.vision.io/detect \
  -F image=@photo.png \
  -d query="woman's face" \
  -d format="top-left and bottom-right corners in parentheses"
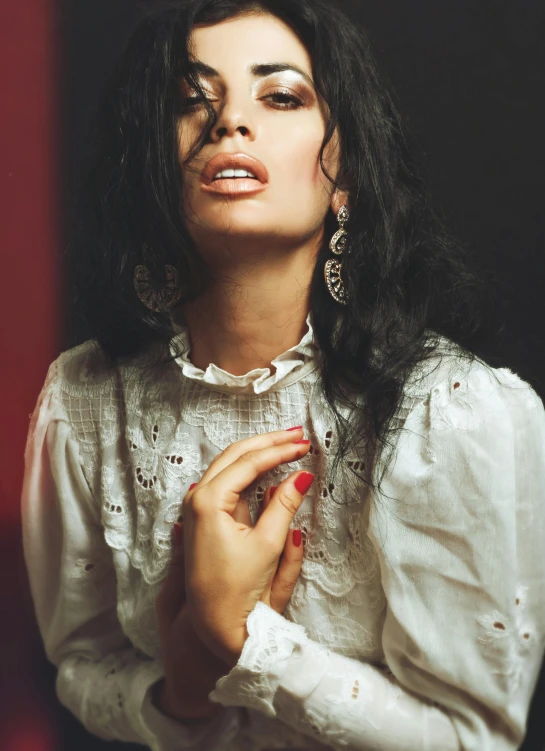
top-left (177, 12), bottom-right (342, 256)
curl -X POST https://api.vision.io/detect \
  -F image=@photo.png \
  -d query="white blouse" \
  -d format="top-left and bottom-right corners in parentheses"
top-left (21, 311), bottom-right (545, 751)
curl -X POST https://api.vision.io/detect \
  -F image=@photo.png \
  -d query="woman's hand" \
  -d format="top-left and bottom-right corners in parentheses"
top-left (154, 471), bottom-right (307, 720)
top-left (182, 427), bottom-right (313, 666)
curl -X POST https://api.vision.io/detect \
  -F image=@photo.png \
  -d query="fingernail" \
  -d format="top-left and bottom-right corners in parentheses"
top-left (270, 485), bottom-right (278, 495)
top-left (189, 483), bottom-right (197, 490)
top-left (292, 529), bottom-right (302, 547)
top-left (294, 472), bottom-right (314, 495)
top-left (293, 439), bottom-right (310, 445)
top-left (172, 523), bottom-right (183, 545)
top-left (286, 426), bottom-right (302, 432)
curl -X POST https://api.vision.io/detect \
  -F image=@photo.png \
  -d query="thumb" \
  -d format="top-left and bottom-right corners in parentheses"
top-left (269, 528), bottom-right (304, 614)
top-left (255, 472), bottom-right (314, 549)
top-left (155, 522), bottom-right (186, 628)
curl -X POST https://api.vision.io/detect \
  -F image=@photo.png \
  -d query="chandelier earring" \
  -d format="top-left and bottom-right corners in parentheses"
top-left (133, 263), bottom-right (183, 313)
top-left (324, 204), bottom-right (350, 305)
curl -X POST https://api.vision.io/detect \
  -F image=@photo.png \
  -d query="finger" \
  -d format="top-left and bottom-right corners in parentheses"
top-left (255, 485), bottom-right (281, 606)
top-left (254, 471), bottom-right (314, 550)
top-left (232, 497), bottom-right (252, 526)
top-left (270, 528), bottom-right (304, 614)
top-left (186, 442), bottom-right (311, 520)
top-left (156, 523), bottom-right (186, 630)
top-left (187, 427), bottom-right (304, 497)
top-left (257, 485), bottom-right (277, 521)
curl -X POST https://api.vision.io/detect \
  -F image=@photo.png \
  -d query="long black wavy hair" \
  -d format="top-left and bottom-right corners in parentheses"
top-left (70, 0), bottom-right (506, 500)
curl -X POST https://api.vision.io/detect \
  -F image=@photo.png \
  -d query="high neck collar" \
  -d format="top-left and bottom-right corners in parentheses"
top-left (168, 311), bottom-right (319, 395)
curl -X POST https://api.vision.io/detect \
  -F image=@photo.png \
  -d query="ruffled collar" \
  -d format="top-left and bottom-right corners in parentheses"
top-left (168, 311), bottom-right (319, 395)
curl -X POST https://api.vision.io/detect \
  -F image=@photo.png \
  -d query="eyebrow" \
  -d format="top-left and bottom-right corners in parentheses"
top-left (188, 61), bottom-right (315, 89)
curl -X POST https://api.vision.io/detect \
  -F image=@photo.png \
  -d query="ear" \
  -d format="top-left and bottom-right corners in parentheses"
top-left (330, 189), bottom-right (351, 218)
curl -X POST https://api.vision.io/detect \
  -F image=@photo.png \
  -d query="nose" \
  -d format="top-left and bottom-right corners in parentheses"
top-left (208, 94), bottom-right (255, 143)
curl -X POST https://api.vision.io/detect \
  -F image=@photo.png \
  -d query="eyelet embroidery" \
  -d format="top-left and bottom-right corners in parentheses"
top-left (70, 558), bottom-right (108, 593)
top-left (101, 465), bottom-right (128, 520)
top-left (476, 585), bottom-right (533, 692)
top-left (429, 375), bottom-right (487, 431)
top-left (127, 412), bottom-right (200, 500)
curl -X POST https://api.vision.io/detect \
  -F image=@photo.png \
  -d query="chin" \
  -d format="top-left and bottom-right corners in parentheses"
top-left (197, 209), bottom-right (275, 233)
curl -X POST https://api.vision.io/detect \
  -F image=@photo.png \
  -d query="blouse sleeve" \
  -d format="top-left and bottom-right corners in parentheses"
top-left (208, 360), bottom-right (545, 751)
top-left (21, 359), bottom-right (242, 751)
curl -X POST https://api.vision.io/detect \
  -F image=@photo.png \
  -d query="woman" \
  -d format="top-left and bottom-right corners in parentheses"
top-left (21, 0), bottom-right (545, 749)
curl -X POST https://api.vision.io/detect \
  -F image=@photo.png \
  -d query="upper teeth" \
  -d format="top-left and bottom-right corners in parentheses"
top-left (213, 169), bottom-right (257, 180)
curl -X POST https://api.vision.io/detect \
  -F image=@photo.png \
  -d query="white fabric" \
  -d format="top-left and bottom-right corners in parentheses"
top-left (21, 309), bottom-right (545, 750)
top-left (168, 311), bottom-right (319, 395)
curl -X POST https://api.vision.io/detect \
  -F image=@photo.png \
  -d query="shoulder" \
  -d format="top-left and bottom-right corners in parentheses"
top-left (374, 337), bottom-right (545, 523)
top-left (34, 340), bottom-right (122, 451)
top-left (32, 339), bottom-right (117, 417)
top-left (50, 339), bottom-right (119, 396)
top-left (44, 337), bottom-right (180, 442)
top-left (401, 334), bottom-right (543, 432)
top-left (382, 336), bottom-right (545, 495)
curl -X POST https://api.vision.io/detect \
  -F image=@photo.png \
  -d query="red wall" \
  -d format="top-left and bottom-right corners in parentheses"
top-left (0, 4), bottom-right (60, 516)
top-left (1, 1), bottom-right (60, 747)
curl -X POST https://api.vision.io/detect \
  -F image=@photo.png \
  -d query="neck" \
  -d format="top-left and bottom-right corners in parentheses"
top-left (173, 239), bottom-right (319, 377)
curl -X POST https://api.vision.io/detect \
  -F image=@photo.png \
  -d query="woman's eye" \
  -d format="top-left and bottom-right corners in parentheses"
top-left (181, 95), bottom-right (214, 110)
top-left (264, 90), bottom-right (304, 109)
top-left (183, 96), bottom-right (205, 106)
top-left (180, 90), bottom-right (305, 112)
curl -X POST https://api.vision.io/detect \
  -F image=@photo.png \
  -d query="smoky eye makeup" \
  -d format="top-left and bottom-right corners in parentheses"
top-left (258, 77), bottom-right (313, 100)
top-left (180, 78), bottom-right (216, 98)
top-left (176, 79), bottom-right (218, 113)
top-left (177, 64), bottom-right (317, 111)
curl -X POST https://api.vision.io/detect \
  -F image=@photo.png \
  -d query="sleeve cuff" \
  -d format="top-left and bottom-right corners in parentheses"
top-left (208, 602), bottom-right (311, 717)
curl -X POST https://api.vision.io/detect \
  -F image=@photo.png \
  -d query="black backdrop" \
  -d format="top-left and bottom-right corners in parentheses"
top-left (52, 1), bottom-right (545, 748)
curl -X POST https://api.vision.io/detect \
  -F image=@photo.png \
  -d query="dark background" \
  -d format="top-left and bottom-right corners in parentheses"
top-left (3, 0), bottom-right (544, 748)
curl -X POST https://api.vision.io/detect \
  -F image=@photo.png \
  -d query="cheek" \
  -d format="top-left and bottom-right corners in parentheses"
top-left (270, 134), bottom-right (332, 228)
top-left (273, 119), bottom-right (330, 200)
top-left (286, 136), bottom-right (323, 187)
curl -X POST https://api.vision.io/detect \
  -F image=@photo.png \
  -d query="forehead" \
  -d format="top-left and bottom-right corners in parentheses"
top-left (189, 12), bottom-right (312, 76)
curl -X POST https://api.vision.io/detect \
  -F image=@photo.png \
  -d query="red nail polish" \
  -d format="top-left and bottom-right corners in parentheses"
top-left (189, 483), bottom-right (197, 490)
top-left (270, 486), bottom-right (278, 495)
top-left (294, 472), bottom-right (314, 494)
top-left (293, 439), bottom-right (310, 445)
top-left (292, 529), bottom-right (302, 547)
top-left (287, 426), bottom-right (302, 432)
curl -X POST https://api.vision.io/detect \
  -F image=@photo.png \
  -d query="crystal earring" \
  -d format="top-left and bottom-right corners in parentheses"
top-left (324, 204), bottom-right (349, 305)
top-left (133, 264), bottom-right (183, 313)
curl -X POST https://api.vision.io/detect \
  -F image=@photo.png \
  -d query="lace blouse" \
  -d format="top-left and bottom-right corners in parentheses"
top-left (21, 311), bottom-right (545, 751)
